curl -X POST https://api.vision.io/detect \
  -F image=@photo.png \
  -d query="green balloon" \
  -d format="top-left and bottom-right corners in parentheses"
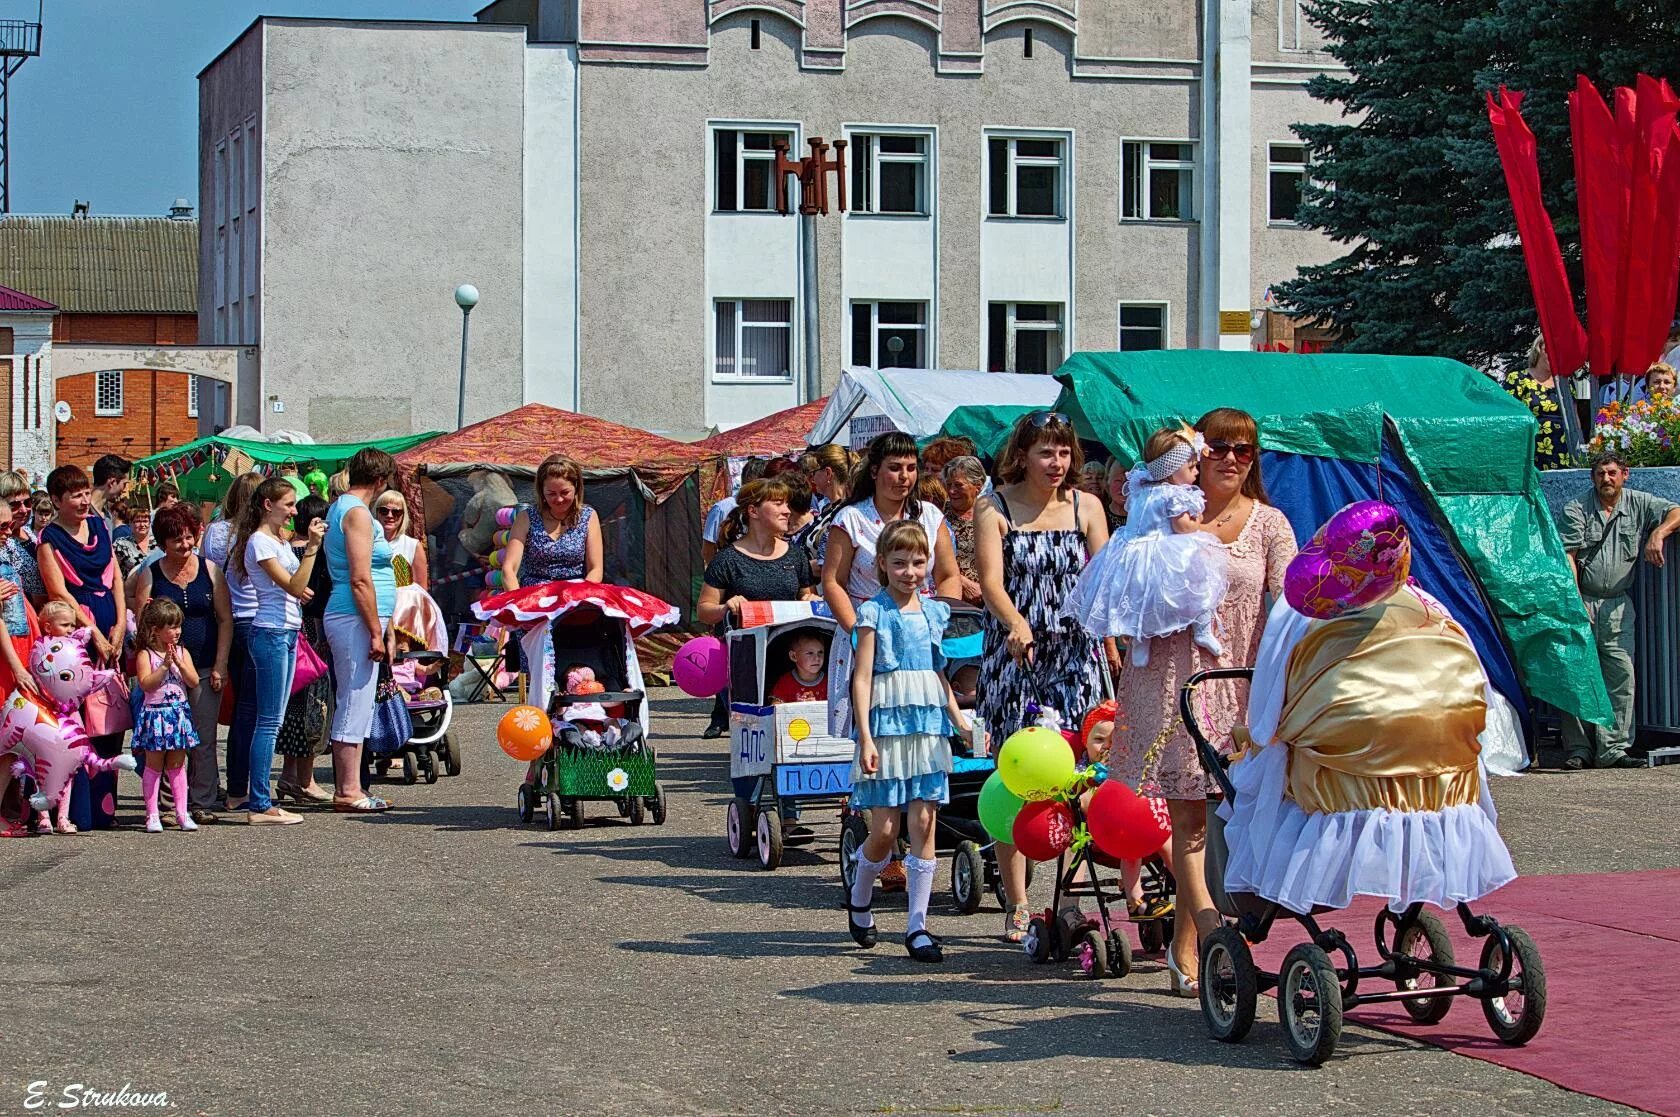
top-left (978, 771), bottom-right (1026, 843)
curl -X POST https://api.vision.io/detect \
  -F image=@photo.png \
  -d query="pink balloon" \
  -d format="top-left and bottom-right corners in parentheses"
top-left (1283, 500), bottom-right (1412, 620)
top-left (673, 636), bottom-right (728, 698)
top-left (495, 506), bottom-right (517, 528)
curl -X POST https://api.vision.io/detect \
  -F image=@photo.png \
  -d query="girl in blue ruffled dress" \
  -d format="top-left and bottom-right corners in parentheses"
top-left (844, 521), bottom-right (973, 963)
top-left (132, 598), bottom-right (202, 834)
top-left (1064, 427), bottom-right (1228, 666)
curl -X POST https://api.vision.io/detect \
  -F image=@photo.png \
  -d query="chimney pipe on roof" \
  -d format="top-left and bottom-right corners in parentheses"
top-left (71, 200), bottom-right (89, 218)
top-left (168, 197), bottom-right (193, 220)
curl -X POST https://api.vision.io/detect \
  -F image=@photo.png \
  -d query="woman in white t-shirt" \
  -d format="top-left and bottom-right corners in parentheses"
top-left (229, 478), bottom-right (326, 826)
top-left (821, 431), bottom-right (962, 737)
top-left (202, 472), bottom-right (263, 811)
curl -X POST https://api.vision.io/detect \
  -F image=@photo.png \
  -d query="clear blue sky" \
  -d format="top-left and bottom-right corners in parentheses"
top-left (11, 0), bottom-right (475, 216)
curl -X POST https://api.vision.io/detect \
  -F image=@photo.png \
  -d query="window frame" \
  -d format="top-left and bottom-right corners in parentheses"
top-left (1120, 138), bottom-right (1198, 223)
top-left (985, 131), bottom-right (1067, 221)
top-left (712, 297), bottom-right (796, 384)
top-left (988, 301), bottom-right (1065, 375)
top-left (1267, 142), bottom-right (1309, 226)
top-left (95, 370), bottom-right (124, 417)
top-left (711, 124), bottom-right (798, 214)
top-left (848, 130), bottom-right (932, 218)
top-left (849, 300), bottom-right (930, 370)
top-left (1117, 301), bottom-right (1170, 352)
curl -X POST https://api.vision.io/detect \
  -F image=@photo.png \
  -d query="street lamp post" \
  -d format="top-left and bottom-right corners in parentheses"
top-left (454, 284), bottom-right (480, 430)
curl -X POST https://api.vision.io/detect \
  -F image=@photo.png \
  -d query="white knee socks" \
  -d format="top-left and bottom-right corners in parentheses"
top-left (905, 854), bottom-right (937, 936)
top-left (850, 848), bottom-right (891, 929)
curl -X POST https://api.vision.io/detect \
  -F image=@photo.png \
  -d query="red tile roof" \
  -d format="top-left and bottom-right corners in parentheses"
top-left (0, 281), bottom-right (55, 311)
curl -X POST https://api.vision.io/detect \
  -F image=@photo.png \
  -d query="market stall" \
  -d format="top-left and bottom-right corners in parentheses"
top-left (132, 431), bottom-right (441, 504)
top-left (806, 368), bottom-right (1060, 448)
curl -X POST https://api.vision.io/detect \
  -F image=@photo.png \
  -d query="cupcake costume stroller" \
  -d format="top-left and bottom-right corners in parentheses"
top-left (1179, 502), bottom-right (1545, 1066)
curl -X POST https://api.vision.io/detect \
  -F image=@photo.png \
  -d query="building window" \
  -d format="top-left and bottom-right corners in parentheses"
top-left (1122, 140), bottom-right (1195, 221)
top-left (187, 375), bottom-right (200, 419)
top-left (987, 135), bottom-right (1064, 219)
top-left (1268, 143), bottom-right (1308, 224)
top-left (95, 371), bottom-right (124, 416)
top-left (987, 303), bottom-right (1064, 374)
top-left (851, 302), bottom-right (928, 369)
top-left (1119, 303), bottom-right (1168, 351)
top-left (715, 299), bottom-right (794, 380)
top-left (849, 133), bottom-right (929, 216)
top-left (714, 128), bottom-right (793, 213)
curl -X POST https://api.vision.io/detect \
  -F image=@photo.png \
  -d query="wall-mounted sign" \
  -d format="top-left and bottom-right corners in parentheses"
top-left (53, 400), bottom-right (71, 423)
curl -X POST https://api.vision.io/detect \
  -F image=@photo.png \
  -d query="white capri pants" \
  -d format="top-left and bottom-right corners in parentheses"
top-left (326, 612), bottom-right (386, 744)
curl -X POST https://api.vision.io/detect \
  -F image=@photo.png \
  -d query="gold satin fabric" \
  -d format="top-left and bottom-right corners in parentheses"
top-left (1275, 586), bottom-right (1486, 815)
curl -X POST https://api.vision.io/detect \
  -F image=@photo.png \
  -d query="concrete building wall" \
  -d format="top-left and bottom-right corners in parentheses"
top-left (1249, 83), bottom-right (1343, 306)
top-left (238, 20), bottom-right (528, 441)
top-left (523, 43), bottom-right (580, 410)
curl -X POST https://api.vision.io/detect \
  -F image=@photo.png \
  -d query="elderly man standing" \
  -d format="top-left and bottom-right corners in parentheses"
top-left (1559, 450), bottom-right (1680, 769)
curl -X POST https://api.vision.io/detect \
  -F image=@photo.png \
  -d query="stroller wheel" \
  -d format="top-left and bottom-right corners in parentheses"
top-left (1139, 918), bottom-right (1166, 955)
top-left (726, 797), bottom-right (755, 858)
top-left (756, 810), bottom-right (784, 870)
top-left (422, 750), bottom-right (439, 785)
top-left (544, 794), bottom-right (560, 831)
top-left (1024, 916), bottom-right (1053, 964)
top-left (1394, 911), bottom-right (1455, 1024)
top-left (839, 813), bottom-right (868, 891)
top-left (1199, 926), bottom-right (1257, 1043)
top-left (616, 797), bottom-right (632, 818)
top-left (516, 783), bottom-right (534, 824)
top-left (441, 735), bottom-right (462, 777)
top-left (648, 783), bottom-right (668, 826)
top-left (562, 798), bottom-right (584, 830)
top-left (628, 796), bottom-right (646, 826)
top-left (991, 853), bottom-right (1036, 913)
top-left (400, 752), bottom-right (418, 786)
top-left (1279, 943), bottom-right (1343, 1066)
top-left (950, 841), bottom-right (984, 915)
top-left (1077, 929), bottom-right (1108, 978)
top-left (1480, 925), bottom-right (1546, 1045)
top-left (1105, 928), bottom-right (1133, 979)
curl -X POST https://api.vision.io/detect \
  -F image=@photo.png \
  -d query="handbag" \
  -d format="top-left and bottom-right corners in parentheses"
top-left (291, 634), bottom-right (328, 696)
top-left (364, 665), bottom-right (413, 757)
top-left (83, 672), bottom-right (135, 736)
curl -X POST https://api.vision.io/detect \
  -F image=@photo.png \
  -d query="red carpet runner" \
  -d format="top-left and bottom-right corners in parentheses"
top-left (1245, 870), bottom-right (1680, 1115)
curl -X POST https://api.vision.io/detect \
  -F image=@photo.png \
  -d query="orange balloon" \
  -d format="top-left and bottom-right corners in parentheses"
top-left (497, 705), bottom-right (553, 762)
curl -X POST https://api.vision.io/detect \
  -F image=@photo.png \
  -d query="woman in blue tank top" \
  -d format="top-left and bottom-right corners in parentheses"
top-left (322, 448), bottom-right (399, 813)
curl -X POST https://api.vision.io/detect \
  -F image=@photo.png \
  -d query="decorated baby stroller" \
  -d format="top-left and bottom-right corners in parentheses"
top-left (724, 601), bottom-right (856, 870)
top-left (474, 581), bottom-right (679, 830)
top-left (1181, 667), bottom-right (1546, 1066)
top-left (382, 583), bottom-right (461, 783)
top-left (839, 602), bottom-right (1031, 912)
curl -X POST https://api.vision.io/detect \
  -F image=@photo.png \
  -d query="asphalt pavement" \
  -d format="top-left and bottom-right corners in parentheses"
top-left (3, 689), bottom-right (1673, 1117)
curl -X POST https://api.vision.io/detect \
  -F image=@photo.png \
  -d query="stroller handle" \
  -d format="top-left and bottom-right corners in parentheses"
top-left (552, 690), bottom-right (642, 708)
top-left (1178, 668), bottom-right (1254, 802)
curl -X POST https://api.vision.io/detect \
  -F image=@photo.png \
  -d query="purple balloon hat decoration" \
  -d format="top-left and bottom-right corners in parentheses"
top-left (1283, 500), bottom-right (1413, 620)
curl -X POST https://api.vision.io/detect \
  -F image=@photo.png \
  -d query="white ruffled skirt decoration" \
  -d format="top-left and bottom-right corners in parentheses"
top-left (1064, 530), bottom-right (1229, 640)
top-left (1216, 743), bottom-right (1517, 914)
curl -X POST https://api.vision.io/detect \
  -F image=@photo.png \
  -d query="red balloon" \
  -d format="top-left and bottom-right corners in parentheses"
top-left (1012, 799), bottom-right (1075, 863)
top-left (1087, 780), bottom-right (1172, 860)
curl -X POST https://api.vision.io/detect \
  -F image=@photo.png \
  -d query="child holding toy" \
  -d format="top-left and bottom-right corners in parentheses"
top-left (845, 521), bottom-right (972, 963)
top-left (132, 598), bottom-right (202, 833)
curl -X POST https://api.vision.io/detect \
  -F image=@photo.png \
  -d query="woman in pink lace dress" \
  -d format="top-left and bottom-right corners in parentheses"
top-left (1110, 408), bottom-right (1297, 995)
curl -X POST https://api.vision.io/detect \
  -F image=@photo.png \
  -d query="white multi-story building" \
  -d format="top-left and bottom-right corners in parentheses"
top-left (199, 1), bottom-right (1344, 440)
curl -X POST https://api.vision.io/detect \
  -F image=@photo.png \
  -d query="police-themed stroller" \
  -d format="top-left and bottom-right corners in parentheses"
top-left (1181, 668), bottom-right (1546, 1066)
top-left (724, 602), bottom-right (856, 870)
top-left (839, 602), bottom-right (1031, 913)
top-left (474, 580), bottom-right (679, 831)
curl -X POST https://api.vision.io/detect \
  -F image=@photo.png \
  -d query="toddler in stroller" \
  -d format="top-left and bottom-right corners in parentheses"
top-left (1182, 501), bottom-right (1543, 1065)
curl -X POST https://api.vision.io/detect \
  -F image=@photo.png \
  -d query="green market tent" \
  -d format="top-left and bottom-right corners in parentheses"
top-left (1052, 349), bottom-right (1610, 726)
top-left (132, 431), bottom-right (441, 504)
top-left (932, 403), bottom-right (1044, 460)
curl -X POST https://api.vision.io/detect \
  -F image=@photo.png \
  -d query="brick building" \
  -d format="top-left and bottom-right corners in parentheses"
top-left (0, 212), bottom-right (200, 470)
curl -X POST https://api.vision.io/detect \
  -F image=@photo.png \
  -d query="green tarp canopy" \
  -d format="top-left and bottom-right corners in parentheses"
top-left (930, 404), bottom-right (1043, 460)
top-left (133, 432), bottom-right (441, 504)
top-left (1052, 350), bottom-right (1610, 726)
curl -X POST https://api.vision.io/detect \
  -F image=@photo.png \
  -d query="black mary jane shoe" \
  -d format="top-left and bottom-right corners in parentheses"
top-left (846, 901), bottom-right (878, 948)
top-left (904, 929), bottom-right (944, 964)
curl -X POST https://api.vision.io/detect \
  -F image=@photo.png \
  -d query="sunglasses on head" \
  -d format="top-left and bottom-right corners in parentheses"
top-left (1203, 439), bottom-right (1257, 464)
top-left (1026, 410), bottom-right (1071, 430)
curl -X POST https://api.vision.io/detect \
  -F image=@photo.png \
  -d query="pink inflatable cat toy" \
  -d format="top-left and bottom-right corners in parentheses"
top-left (0, 628), bottom-right (135, 832)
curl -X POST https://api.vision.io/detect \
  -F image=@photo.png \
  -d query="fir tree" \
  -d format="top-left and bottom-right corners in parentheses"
top-left (1277, 0), bottom-right (1680, 368)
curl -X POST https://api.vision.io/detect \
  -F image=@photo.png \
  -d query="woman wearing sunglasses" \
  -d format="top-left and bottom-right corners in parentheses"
top-left (372, 490), bottom-right (429, 590)
top-left (974, 410), bottom-right (1113, 942)
top-left (1109, 407), bottom-right (1297, 996)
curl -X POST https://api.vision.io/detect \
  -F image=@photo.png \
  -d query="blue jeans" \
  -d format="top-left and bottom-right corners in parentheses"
top-left (246, 625), bottom-right (297, 813)
top-left (226, 619), bottom-right (260, 799)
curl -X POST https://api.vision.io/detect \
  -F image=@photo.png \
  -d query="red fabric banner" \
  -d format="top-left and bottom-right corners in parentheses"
top-left (1570, 76), bottom-right (1626, 377)
top-left (1488, 87), bottom-right (1588, 378)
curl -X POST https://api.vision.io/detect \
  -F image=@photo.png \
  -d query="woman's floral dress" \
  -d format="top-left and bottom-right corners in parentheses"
top-left (1502, 370), bottom-right (1575, 470)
